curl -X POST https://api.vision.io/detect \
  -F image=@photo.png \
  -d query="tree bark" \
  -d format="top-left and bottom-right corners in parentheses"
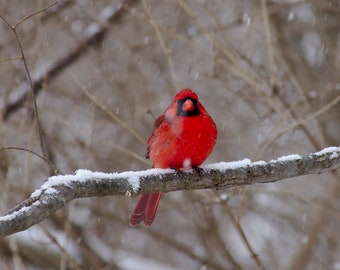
top-left (0, 147), bottom-right (339, 237)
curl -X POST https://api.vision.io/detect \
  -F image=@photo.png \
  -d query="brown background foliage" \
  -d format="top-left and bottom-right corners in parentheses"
top-left (0, 0), bottom-right (339, 269)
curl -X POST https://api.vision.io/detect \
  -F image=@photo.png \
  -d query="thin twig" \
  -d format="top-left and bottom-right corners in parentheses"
top-left (289, 172), bottom-right (340, 270)
top-left (0, 147), bottom-right (62, 175)
top-left (13, 1), bottom-right (57, 28)
top-left (256, 95), bottom-right (340, 158)
top-left (69, 71), bottom-right (146, 145)
top-left (214, 190), bottom-right (266, 270)
top-left (261, 0), bottom-right (275, 88)
top-left (0, 56), bottom-right (22, 63)
top-left (42, 227), bottom-right (82, 270)
top-left (0, 3), bottom-right (58, 159)
top-left (176, 0), bottom-right (285, 119)
top-left (141, 0), bottom-right (180, 90)
top-left (2, 0), bottom-right (138, 120)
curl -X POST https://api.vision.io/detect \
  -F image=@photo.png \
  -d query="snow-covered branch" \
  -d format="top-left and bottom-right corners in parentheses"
top-left (0, 147), bottom-right (339, 237)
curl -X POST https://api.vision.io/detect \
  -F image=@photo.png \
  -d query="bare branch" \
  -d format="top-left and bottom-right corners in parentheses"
top-left (0, 147), bottom-right (62, 175)
top-left (0, 147), bottom-right (339, 237)
top-left (0, 2), bottom-right (58, 159)
top-left (2, 0), bottom-right (137, 120)
top-left (13, 2), bottom-right (57, 28)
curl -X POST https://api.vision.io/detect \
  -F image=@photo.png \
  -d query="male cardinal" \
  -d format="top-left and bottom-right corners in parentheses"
top-left (129, 89), bottom-right (217, 227)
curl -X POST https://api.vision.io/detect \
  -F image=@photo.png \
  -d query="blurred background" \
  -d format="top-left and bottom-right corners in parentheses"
top-left (0, 0), bottom-right (339, 269)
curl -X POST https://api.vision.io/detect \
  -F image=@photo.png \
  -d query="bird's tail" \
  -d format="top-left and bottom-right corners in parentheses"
top-left (129, 192), bottom-right (162, 227)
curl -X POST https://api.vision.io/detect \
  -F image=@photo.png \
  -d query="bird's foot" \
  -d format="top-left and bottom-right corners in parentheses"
top-left (192, 166), bottom-right (204, 177)
top-left (173, 168), bottom-right (187, 178)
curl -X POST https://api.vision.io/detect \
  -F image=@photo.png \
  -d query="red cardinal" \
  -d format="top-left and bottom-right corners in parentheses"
top-left (129, 89), bottom-right (217, 227)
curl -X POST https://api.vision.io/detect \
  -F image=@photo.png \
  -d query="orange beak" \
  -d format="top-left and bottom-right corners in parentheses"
top-left (183, 99), bottom-right (194, 112)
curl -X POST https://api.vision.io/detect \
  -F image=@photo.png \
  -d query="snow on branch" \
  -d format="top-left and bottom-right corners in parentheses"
top-left (0, 147), bottom-right (339, 237)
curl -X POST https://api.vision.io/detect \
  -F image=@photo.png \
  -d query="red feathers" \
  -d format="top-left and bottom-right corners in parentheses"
top-left (129, 89), bottom-right (217, 227)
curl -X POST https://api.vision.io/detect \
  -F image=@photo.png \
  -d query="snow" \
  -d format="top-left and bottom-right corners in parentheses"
top-left (44, 187), bottom-right (58, 194)
top-left (288, 11), bottom-right (294, 21)
top-left (242, 13), bottom-right (251, 27)
top-left (314, 146), bottom-right (339, 156)
top-left (31, 189), bottom-right (43, 198)
top-left (3, 147), bottom-right (338, 222)
top-left (273, 154), bottom-right (301, 162)
top-left (219, 193), bottom-right (228, 201)
top-left (301, 31), bottom-right (324, 67)
top-left (204, 147), bottom-right (338, 172)
top-left (84, 23), bottom-right (101, 38)
top-left (29, 168), bottom-right (174, 200)
top-left (204, 159), bottom-right (252, 171)
top-left (0, 201), bottom-right (40, 222)
top-left (100, 4), bottom-right (118, 21)
top-left (266, 147), bottom-right (340, 164)
top-left (32, 62), bottom-right (53, 81)
top-left (8, 81), bottom-right (29, 104)
top-left (119, 168), bottom-right (172, 191)
top-left (252, 160), bottom-right (266, 166)
top-left (331, 152), bottom-right (339, 159)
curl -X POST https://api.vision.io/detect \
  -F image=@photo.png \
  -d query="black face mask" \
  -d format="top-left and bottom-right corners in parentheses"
top-left (176, 97), bottom-right (200, 117)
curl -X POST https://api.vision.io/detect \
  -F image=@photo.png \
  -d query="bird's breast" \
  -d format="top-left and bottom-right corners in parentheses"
top-left (149, 115), bottom-right (217, 169)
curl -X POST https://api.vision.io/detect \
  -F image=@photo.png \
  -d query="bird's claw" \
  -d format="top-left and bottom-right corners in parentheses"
top-left (192, 166), bottom-right (204, 177)
top-left (173, 168), bottom-right (187, 178)
top-left (172, 167), bottom-right (204, 178)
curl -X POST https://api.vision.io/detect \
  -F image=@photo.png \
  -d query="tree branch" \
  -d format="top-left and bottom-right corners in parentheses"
top-left (2, 0), bottom-right (137, 120)
top-left (0, 147), bottom-right (339, 237)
